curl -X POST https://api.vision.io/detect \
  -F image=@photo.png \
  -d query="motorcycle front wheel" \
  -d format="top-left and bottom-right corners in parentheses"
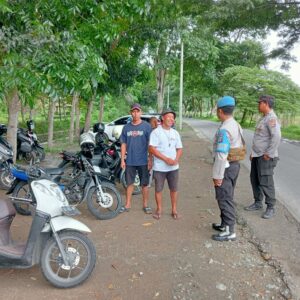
top-left (120, 170), bottom-right (142, 195)
top-left (87, 182), bottom-right (122, 220)
top-left (41, 231), bottom-right (96, 288)
top-left (36, 146), bottom-right (46, 161)
top-left (12, 181), bottom-right (32, 215)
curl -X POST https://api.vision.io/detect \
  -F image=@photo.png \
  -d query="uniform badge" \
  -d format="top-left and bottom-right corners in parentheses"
top-left (268, 118), bottom-right (276, 127)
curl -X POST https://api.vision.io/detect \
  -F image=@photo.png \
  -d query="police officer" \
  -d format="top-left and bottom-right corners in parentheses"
top-left (212, 96), bottom-right (245, 242)
top-left (244, 95), bottom-right (281, 219)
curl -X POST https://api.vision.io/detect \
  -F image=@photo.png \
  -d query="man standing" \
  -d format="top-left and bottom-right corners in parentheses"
top-left (149, 108), bottom-right (183, 220)
top-left (119, 103), bottom-right (152, 214)
top-left (212, 96), bottom-right (245, 242)
top-left (244, 95), bottom-right (281, 219)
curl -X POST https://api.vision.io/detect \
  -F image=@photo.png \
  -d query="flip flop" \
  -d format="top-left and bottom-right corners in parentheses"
top-left (152, 212), bottom-right (161, 220)
top-left (171, 212), bottom-right (180, 220)
top-left (119, 206), bottom-right (130, 213)
top-left (143, 206), bottom-right (152, 214)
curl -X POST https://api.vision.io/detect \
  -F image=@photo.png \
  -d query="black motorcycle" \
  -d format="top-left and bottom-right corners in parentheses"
top-left (59, 123), bottom-right (142, 195)
top-left (8, 136), bottom-right (122, 220)
top-left (0, 124), bottom-right (14, 190)
top-left (17, 120), bottom-right (45, 164)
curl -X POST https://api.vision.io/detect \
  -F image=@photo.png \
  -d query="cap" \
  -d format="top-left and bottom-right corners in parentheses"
top-left (217, 96), bottom-right (235, 108)
top-left (258, 95), bottom-right (274, 106)
top-left (161, 108), bottom-right (176, 118)
top-left (130, 103), bottom-right (142, 111)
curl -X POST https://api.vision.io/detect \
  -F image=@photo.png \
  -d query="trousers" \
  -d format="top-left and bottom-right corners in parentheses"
top-left (250, 156), bottom-right (278, 208)
top-left (215, 162), bottom-right (240, 232)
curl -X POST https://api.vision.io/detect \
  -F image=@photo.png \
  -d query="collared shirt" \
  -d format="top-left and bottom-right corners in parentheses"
top-left (251, 110), bottom-right (281, 158)
top-left (212, 117), bottom-right (243, 179)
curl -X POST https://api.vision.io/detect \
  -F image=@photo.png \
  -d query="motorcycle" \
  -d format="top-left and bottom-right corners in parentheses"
top-left (0, 124), bottom-right (15, 190)
top-left (58, 123), bottom-right (142, 195)
top-left (17, 120), bottom-right (45, 164)
top-left (8, 136), bottom-right (122, 219)
top-left (0, 166), bottom-right (96, 288)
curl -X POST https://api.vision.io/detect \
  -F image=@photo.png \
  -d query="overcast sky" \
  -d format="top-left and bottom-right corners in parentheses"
top-left (266, 32), bottom-right (300, 87)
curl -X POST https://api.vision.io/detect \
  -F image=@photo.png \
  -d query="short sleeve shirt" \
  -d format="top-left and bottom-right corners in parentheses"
top-left (120, 121), bottom-right (152, 166)
top-left (149, 126), bottom-right (183, 172)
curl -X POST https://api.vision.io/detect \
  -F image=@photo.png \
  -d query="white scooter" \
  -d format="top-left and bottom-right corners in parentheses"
top-left (0, 167), bottom-right (96, 288)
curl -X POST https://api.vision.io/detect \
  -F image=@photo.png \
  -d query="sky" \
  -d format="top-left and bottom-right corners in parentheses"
top-left (266, 32), bottom-right (300, 87)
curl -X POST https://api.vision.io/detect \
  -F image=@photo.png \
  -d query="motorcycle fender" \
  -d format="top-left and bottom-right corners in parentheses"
top-left (42, 216), bottom-right (91, 233)
top-left (83, 178), bottom-right (95, 200)
top-left (6, 179), bottom-right (20, 195)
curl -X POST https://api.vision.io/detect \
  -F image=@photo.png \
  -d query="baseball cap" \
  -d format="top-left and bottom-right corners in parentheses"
top-left (217, 96), bottom-right (235, 108)
top-left (258, 95), bottom-right (274, 106)
top-left (130, 103), bottom-right (142, 111)
top-left (161, 108), bottom-right (176, 118)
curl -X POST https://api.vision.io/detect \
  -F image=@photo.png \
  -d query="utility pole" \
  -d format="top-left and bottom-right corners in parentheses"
top-left (179, 41), bottom-right (184, 130)
top-left (167, 85), bottom-right (170, 108)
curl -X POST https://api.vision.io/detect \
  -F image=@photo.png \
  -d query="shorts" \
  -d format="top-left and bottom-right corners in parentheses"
top-left (153, 169), bottom-right (179, 193)
top-left (125, 165), bottom-right (149, 186)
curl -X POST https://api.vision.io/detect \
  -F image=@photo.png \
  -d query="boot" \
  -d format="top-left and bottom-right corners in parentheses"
top-left (212, 226), bottom-right (236, 242)
top-left (244, 202), bottom-right (263, 211)
top-left (262, 207), bottom-right (275, 219)
top-left (212, 223), bottom-right (225, 232)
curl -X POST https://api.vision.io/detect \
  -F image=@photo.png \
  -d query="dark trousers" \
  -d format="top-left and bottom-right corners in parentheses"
top-left (250, 156), bottom-right (278, 208)
top-left (215, 162), bottom-right (240, 232)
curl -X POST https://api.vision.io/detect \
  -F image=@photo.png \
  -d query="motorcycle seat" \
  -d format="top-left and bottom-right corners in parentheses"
top-left (45, 168), bottom-right (64, 176)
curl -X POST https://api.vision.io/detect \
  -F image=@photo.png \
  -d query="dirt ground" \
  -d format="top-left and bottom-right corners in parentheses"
top-left (0, 124), bottom-right (300, 300)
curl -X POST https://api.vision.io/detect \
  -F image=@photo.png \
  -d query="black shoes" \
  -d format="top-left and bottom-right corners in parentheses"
top-left (212, 226), bottom-right (236, 242)
top-left (244, 202), bottom-right (263, 211)
top-left (262, 207), bottom-right (275, 219)
top-left (212, 223), bottom-right (225, 232)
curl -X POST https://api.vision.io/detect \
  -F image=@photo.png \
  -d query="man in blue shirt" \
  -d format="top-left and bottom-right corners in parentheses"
top-left (119, 103), bottom-right (152, 214)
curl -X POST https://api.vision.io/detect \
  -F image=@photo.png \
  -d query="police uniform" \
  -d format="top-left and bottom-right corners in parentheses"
top-left (250, 110), bottom-right (281, 209)
top-left (212, 96), bottom-right (244, 241)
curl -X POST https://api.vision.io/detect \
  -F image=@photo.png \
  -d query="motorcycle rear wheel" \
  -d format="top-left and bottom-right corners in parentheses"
top-left (87, 182), bottom-right (122, 220)
top-left (0, 169), bottom-right (14, 190)
top-left (41, 231), bottom-right (96, 288)
top-left (12, 181), bottom-right (32, 215)
top-left (36, 147), bottom-right (46, 161)
top-left (120, 170), bottom-right (142, 195)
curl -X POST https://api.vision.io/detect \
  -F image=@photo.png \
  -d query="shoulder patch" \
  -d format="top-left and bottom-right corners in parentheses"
top-left (216, 129), bottom-right (230, 154)
top-left (268, 118), bottom-right (277, 127)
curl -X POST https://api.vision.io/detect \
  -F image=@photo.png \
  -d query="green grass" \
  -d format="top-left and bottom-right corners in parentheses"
top-left (281, 125), bottom-right (300, 140)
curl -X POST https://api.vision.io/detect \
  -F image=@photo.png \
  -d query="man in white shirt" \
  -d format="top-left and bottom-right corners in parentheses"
top-left (149, 108), bottom-right (183, 220)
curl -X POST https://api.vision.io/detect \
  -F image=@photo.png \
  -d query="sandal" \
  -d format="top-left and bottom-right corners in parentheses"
top-left (152, 212), bottom-right (161, 220)
top-left (143, 206), bottom-right (152, 214)
top-left (119, 206), bottom-right (130, 213)
top-left (171, 212), bottom-right (180, 220)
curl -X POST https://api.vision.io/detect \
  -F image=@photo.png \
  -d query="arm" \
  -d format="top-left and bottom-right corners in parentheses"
top-left (121, 143), bottom-right (127, 169)
top-left (265, 118), bottom-right (281, 159)
top-left (148, 145), bottom-right (177, 165)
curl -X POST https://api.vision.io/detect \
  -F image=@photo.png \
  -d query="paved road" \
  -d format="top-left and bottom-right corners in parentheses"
top-left (184, 118), bottom-right (300, 222)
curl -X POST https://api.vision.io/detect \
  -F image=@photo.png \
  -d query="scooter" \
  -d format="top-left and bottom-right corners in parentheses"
top-left (0, 166), bottom-right (96, 288)
top-left (0, 124), bottom-right (15, 189)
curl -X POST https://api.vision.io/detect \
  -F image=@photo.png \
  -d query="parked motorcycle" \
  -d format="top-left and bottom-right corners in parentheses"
top-left (0, 166), bottom-right (96, 288)
top-left (0, 124), bottom-right (15, 190)
top-left (58, 123), bottom-right (142, 195)
top-left (8, 135), bottom-right (122, 219)
top-left (17, 120), bottom-right (45, 164)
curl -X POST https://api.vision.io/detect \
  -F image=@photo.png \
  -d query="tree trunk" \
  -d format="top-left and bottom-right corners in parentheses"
top-left (84, 94), bottom-right (95, 132)
top-left (240, 109), bottom-right (248, 125)
top-left (75, 98), bottom-right (81, 139)
top-left (69, 92), bottom-right (79, 143)
top-left (5, 89), bottom-right (20, 162)
top-left (98, 96), bottom-right (105, 122)
top-left (156, 68), bottom-right (166, 113)
top-left (47, 100), bottom-right (56, 148)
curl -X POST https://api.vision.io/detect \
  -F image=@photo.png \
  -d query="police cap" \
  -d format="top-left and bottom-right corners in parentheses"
top-left (217, 96), bottom-right (235, 108)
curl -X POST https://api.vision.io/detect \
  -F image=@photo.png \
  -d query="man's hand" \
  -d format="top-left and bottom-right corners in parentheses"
top-left (263, 154), bottom-right (270, 160)
top-left (148, 158), bottom-right (153, 170)
top-left (249, 154), bottom-right (252, 161)
top-left (213, 178), bottom-right (223, 187)
top-left (121, 159), bottom-right (126, 169)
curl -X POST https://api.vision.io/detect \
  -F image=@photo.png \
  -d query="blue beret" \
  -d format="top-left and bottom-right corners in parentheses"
top-left (217, 96), bottom-right (235, 108)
